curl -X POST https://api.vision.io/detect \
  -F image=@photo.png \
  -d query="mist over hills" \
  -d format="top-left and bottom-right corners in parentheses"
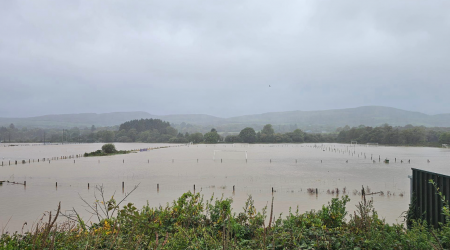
top-left (1, 106), bottom-right (449, 132)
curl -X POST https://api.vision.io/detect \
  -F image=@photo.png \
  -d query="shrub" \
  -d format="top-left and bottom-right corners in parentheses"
top-left (102, 143), bottom-right (116, 154)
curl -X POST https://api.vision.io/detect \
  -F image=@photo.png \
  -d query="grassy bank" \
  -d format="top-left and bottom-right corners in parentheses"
top-left (1, 186), bottom-right (449, 250)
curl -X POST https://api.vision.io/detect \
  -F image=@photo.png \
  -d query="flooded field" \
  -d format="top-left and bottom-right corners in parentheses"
top-left (1, 143), bottom-right (449, 232)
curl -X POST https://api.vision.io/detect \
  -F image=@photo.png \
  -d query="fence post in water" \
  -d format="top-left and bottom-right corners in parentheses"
top-left (270, 159), bottom-right (271, 163)
top-left (194, 184), bottom-right (195, 193)
top-left (316, 188), bottom-right (318, 196)
top-left (272, 187), bottom-right (274, 193)
top-left (88, 183), bottom-right (90, 189)
top-left (157, 183), bottom-right (159, 191)
top-left (56, 182), bottom-right (57, 187)
top-left (221, 159), bottom-right (222, 163)
top-left (233, 185), bottom-right (235, 192)
top-left (15, 160), bottom-right (17, 165)
top-left (24, 181), bottom-right (26, 186)
top-left (123, 159), bottom-right (124, 163)
top-left (122, 182), bottom-right (124, 189)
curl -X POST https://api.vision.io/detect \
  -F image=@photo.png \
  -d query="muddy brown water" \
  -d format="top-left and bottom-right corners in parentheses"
top-left (1, 143), bottom-right (449, 233)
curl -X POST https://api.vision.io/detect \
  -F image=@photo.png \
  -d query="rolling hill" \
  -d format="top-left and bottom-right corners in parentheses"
top-left (0, 106), bottom-right (449, 130)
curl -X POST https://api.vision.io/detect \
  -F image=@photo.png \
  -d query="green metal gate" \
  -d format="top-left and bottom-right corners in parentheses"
top-left (411, 168), bottom-right (450, 227)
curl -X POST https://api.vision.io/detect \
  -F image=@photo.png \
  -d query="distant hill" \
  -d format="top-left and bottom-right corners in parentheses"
top-left (226, 106), bottom-right (448, 127)
top-left (0, 112), bottom-right (156, 128)
top-left (0, 106), bottom-right (449, 130)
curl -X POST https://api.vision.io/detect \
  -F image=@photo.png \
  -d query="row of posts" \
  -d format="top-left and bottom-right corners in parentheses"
top-left (5, 181), bottom-right (319, 196)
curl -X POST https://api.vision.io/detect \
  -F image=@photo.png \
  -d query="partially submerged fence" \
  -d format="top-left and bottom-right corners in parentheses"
top-left (411, 168), bottom-right (450, 227)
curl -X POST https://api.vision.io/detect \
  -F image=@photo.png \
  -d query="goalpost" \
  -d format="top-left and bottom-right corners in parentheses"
top-left (350, 141), bottom-right (357, 146)
top-left (213, 150), bottom-right (248, 160)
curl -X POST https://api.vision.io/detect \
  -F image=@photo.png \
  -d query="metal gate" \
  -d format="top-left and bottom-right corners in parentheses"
top-left (411, 168), bottom-right (450, 227)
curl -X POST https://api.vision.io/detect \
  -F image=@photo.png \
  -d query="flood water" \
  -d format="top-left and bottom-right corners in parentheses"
top-left (1, 143), bottom-right (449, 233)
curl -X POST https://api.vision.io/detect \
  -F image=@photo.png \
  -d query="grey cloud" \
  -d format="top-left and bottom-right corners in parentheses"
top-left (0, 0), bottom-right (449, 118)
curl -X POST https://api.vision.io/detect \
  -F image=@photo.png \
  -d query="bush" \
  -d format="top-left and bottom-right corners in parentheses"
top-left (2, 190), bottom-right (450, 249)
top-left (102, 143), bottom-right (116, 154)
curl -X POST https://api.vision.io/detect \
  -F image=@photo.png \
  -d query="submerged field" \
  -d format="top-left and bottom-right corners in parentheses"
top-left (1, 142), bottom-right (449, 234)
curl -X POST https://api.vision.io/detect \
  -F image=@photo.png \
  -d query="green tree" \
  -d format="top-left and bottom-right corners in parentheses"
top-left (204, 131), bottom-right (220, 143)
top-left (225, 135), bottom-right (242, 143)
top-left (440, 132), bottom-right (450, 144)
top-left (189, 133), bottom-right (204, 143)
top-left (289, 129), bottom-right (305, 142)
top-left (102, 143), bottom-right (116, 154)
top-left (127, 129), bottom-right (138, 141)
top-left (261, 124), bottom-right (274, 136)
top-left (166, 127), bottom-right (178, 137)
top-left (239, 127), bottom-right (256, 143)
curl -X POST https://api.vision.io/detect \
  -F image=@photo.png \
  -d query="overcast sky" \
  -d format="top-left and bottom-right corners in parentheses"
top-left (0, 0), bottom-right (449, 118)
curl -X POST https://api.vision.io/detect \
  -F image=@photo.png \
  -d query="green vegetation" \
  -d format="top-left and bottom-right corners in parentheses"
top-left (2, 118), bottom-right (450, 147)
top-left (84, 144), bottom-right (129, 157)
top-left (203, 128), bottom-right (221, 144)
top-left (239, 127), bottom-right (256, 143)
top-left (2, 187), bottom-right (450, 249)
top-left (336, 124), bottom-right (450, 146)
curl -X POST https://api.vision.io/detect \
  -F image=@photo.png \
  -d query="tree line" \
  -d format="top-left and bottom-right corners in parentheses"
top-left (1, 119), bottom-right (450, 146)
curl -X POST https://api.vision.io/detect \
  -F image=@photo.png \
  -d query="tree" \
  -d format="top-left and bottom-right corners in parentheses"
top-left (127, 129), bottom-right (139, 141)
top-left (102, 143), bottom-right (116, 154)
top-left (189, 133), bottom-right (204, 143)
top-left (98, 130), bottom-right (115, 142)
top-left (210, 128), bottom-right (217, 133)
top-left (166, 127), bottom-right (178, 137)
top-left (288, 129), bottom-right (305, 142)
top-left (261, 124), bottom-right (274, 136)
top-left (225, 135), bottom-right (242, 143)
top-left (91, 125), bottom-right (96, 132)
top-left (439, 132), bottom-right (450, 144)
top-left (239, 127), bottom-right (256, 143)
top-left (204, 131), bottom-right (220, 143)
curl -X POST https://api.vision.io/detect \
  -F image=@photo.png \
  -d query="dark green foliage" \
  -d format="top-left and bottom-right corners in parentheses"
top-left (336, 124), bottom-right (448, 146)
top-left (84, 144), bottom-right (128, 157)
top-left (225, 134), bottom-right (242, 143)
top-left (440, 132), bottom-right (450, 144)
top-left (239, 127), bottom-right (256, 143)
top-left (2, 191), bottom-right (450, 249)
top-left (204, 131), bottom-right (221, 143)
top-left (101, 143), bottom-right (116, 154)
top-left (2, 119), bottom-right (450, 146)
top-left (119, 119), bottom-right (170, 133)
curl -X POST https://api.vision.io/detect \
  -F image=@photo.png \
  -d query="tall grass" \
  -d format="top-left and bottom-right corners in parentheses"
top-left (1, 186), bottom-right (449, 249)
